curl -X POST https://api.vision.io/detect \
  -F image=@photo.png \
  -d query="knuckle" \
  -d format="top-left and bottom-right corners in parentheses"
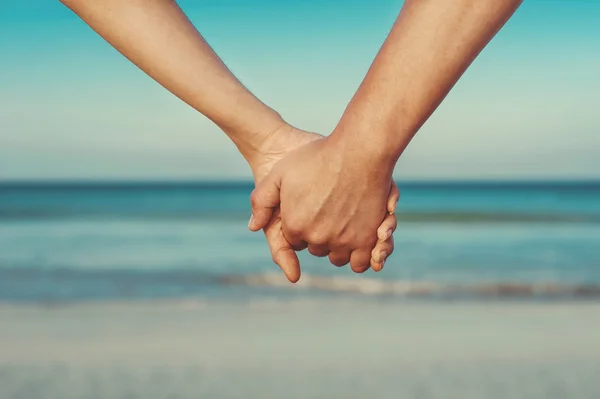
top-left (351, 263), bottom-right (369, 274)
top-left (249, 191), bottom-right (261, 208)
top-left (271, 252), bottom-right (280, 265)
top-left (292, 241), bottom-right (308, 251)
top-left (308, 246), bottom-right (328, 257)
top-left (306, 231), bottom-right (328, 246)
top-left (284, 215), bottom-right (310, 238)
top-left (329, 256), bottom-right (349, 267)
top-left (284, 222), bottom-right (304, 238)
top-left (350, 251), bottom-right (372, 274)
top-left (371, 247), bottom-right (381, 260)
top-left (335, 233), bottom-right (354, 249)
top-left (353, 236), bottom-right (376, 252)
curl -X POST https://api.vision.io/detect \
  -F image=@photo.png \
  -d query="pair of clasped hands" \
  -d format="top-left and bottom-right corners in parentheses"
top-left (60, 0), bottom-right (522, 282)
top-left (244, 122), bottom-right (400, 283)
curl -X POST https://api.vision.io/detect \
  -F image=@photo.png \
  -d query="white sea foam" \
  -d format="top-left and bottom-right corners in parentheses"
top-left (220, 272), bottom-right (600, 298)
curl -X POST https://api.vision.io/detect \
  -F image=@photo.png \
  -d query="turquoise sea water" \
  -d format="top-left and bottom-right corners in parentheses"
top-left (1, 181), bottom-right (600, 302)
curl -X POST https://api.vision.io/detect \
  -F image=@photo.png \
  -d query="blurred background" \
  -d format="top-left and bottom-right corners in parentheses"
top-left (1, 0), bottom-right (599, 398)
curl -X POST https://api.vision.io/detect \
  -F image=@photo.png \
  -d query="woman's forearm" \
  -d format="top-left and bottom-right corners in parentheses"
top-left (60, 0), bottom-right (285, 163)
top-left (331, 0), bottom-right (523, 164)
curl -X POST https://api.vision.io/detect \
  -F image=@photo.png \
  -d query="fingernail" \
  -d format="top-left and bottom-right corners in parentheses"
top-left (376, 258), bottom-right (385, 272)
top-left (248, 215), bottom-right (254, 229)
top-left (379, 251), bottom-right (387, 262)
top-left (385, 229), bottom-right (393, 240)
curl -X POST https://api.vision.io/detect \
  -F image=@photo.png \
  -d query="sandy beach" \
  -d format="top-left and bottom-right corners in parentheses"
top-left (1, 299), bottom-right (599, 398)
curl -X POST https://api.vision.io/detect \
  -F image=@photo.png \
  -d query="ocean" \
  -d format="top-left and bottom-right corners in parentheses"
top-left (3, 181), bottom-right (600, 399)
top-left (2, 181), bottom-right (599, 303)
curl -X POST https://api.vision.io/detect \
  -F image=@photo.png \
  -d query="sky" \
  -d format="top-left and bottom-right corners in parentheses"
top-left (0, 0), bottom-right (599, 181)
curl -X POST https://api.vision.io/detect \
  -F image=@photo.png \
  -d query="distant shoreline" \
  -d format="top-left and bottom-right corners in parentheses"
top-left (1, 179), bottom-right (600, 189)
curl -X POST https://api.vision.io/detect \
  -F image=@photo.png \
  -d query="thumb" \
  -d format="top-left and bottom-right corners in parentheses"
top-left (249, 171), bottom-right (281, 232)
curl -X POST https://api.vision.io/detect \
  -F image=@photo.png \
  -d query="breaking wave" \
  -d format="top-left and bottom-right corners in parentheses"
top-left (2, 267), bottom-right (600, 303)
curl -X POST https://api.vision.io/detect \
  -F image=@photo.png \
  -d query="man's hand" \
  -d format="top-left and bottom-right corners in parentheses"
top-left (249, 130), bottom-right (398, 282)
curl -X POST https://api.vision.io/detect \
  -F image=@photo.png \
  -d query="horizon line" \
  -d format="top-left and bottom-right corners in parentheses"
top-left (1, 178), bottom-right (600, 187)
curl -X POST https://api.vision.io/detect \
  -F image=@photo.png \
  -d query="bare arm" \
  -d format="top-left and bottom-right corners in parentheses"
top-left (250, 0), bottom-right (523, 272)
top-left (59, 0), bottom-right (400, 281)
top-left (331, 0), bottom-right (524, 162)
top-left (60, 0), bottom-right (284, 165)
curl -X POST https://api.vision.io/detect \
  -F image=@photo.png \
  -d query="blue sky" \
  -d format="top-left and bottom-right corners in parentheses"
top-left (0, 0), bottom-right (599, 180)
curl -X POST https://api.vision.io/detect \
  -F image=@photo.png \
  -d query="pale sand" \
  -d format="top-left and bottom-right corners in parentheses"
top-left (1, 299), bottom-right (600, 398)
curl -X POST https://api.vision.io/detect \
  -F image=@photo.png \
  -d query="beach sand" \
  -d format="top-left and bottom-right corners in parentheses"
top-left (1, 299), bottom-right (599, 398)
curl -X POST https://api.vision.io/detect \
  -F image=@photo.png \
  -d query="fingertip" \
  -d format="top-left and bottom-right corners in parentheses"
top-left (283, 262), bottom-right (301, 284)
top-left (248, 215), bottom-right (259, 232)
top-left (249, 210), bottom-right (274, 232)
top-left (249, 176), bottom-right (281, 230)
top-left (286, 269), bottom-right (301, 283)
top-left (350, 250), bottom-right (371, 274)
top-left (275, 249), bottom-right (302, 283)
top-left (352, 265), bottom-right (370, 274)
top-left (387, 183), bottom-right (400, 213)
top-left (378, 226), bottom-right (393, 241)
top-left (328, 251), bottom-right (351, 267)
top-left (378, 213), bottom-right (398, 240)
top-left (372, 237), bottom-right (393, 258)
top-left (371, 258), bottom-right (382, 272)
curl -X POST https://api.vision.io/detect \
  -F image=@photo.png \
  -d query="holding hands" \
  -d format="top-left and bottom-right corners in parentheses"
top-left (245, 124), bottom-right (399, 282)
top-left (62, 0), bottom-right (522, 281)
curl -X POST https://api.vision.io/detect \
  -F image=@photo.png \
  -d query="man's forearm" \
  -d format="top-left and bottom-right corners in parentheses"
top-left (331, 0), bottom-right (523, 163)
top-left (60, 0), bottom-right (284, 163)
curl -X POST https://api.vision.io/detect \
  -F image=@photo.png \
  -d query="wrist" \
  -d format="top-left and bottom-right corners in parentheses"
top-left (329, 75), bottom-right (421, 165)
top-left (325, 130), bottom-right (397, 182)
top-left (327, 121), bottom-right (402, 175)
top-left (221, 107), bottom-right (289, 166)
